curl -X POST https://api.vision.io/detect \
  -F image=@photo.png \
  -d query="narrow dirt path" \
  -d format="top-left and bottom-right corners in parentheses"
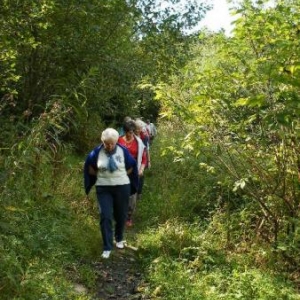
top-left (92, 229), bottom-right (150, 300)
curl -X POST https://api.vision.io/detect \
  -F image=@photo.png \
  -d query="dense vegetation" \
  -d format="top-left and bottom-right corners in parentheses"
top-left (1, 0), bottom-right (299, 299)
top-left (136, 124), bottom-right (300, 299)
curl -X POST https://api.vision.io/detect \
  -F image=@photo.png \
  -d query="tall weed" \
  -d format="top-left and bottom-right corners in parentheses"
top-left (0, 121), bottom-right (100, 299)
top-left (134, 121), bottom-right (300, 299)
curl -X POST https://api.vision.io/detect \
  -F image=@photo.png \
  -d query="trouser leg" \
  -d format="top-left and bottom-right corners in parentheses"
top-left (96, 186), bottom-right (113, 251)
top-left (113, 184), bottom-right (130, 242)
top-left (127, 193), bottom-right (137, 220)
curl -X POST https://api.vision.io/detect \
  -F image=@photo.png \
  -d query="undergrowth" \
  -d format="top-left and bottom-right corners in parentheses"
top-left (1, 121), bottom-right (299, 299)
top-left (133, 122), bottom-right (300, 300)
top-left (0, 149), bottom-right (100, 299)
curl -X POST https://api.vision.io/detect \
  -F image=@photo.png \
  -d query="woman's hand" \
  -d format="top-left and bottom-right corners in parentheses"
top-left (139, 165), bottom-right (145, 176)
top-left (127, 167), bottom-right (133, 175)
top-left (88, 165), bottom-right (97, 175)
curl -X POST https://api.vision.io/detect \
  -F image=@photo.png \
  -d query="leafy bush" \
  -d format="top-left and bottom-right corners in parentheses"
top-left (134, 121), bottom-right (300, 299)
top-left (0, 140), bottom-right (100, 299)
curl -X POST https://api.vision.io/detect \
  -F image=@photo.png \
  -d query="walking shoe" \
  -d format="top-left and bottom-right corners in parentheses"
top-left (116, 241), bottom-right (125, 249)
top-left (126, 219), bottom-right (133, 227)
top-left (101, 250), bottom-right (111, 259)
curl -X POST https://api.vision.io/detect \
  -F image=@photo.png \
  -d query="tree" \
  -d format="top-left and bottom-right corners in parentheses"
top-left (0, 0), bottom-right (210, 150)
top-left (154, 0), bottom-right (300, 248)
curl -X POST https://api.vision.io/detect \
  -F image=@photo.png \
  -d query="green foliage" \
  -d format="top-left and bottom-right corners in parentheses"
top-left (152, 1), bottom-right (300, 250)
top-left (0, 124), bottom-right (100, 299)
top-left (1, 110), bottom-right (299, 299)
top-left (132, 119), bottom-right (299, 299)
top-left (136, 218), bottom-right (300, 299)
top-left (0, 0), bottom-right (208, 150)
top-left (135, 122), bottom-right (220, 231)
top-left (2, 0), bottom-right (300, 298)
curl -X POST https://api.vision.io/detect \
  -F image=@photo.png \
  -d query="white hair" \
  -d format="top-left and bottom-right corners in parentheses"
top-left (135, 119), bottom-right (146, 130)
top-left (101, 128), bottom-right (119, 142)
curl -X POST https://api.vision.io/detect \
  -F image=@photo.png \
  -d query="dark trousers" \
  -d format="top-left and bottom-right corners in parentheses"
top-left (96, 184), bottom-right (130, 251)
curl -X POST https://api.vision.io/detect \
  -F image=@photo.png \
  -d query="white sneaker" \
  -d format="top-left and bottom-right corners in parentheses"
top-left (116, 241), bottom-right (125, 249)
top-left (101, 250), bottom-right (111, 259)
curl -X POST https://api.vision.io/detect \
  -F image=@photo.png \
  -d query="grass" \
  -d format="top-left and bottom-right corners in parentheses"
top-left (130, 124), bottom-right (300, 300)
top-left (0, 152), bottom-right (101, 299)
top-left (1, 123), bottom-right (300, 299)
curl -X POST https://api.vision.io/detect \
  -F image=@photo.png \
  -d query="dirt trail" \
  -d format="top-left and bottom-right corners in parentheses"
top-left (84, 218), bottom-right (151, 300)
top-left (92, 243), bottom-right (149, 300)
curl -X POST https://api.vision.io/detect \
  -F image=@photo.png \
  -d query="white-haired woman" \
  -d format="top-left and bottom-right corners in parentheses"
top-left (134, 119), bottom-right (151, 201)
top-left (84, 128), bottom-right (138, 259)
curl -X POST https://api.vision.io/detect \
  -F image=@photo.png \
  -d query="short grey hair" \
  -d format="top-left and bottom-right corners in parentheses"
top-left (101, 128), bottom-right (119, 143)
top-left (135, 119), bottom-right (146, 130)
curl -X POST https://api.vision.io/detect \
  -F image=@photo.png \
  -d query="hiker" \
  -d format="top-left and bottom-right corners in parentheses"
top-left (134, 118), bottom-right (151, 201)
top-left (146, 119), bottom-right (157, 143)
top-left (118, 120), bottom-right (147, 227)
top-left (117, 116), bottom-right (132, 136)
top-left (83, 128), bottom-right (138, 259)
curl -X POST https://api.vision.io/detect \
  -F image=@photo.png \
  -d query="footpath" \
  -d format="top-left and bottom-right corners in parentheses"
top-left (93, 245), bottom-right (146, 299)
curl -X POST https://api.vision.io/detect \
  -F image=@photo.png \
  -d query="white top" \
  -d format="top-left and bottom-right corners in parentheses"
top-left (95, 145), bottom-right (130, 186)
top-left (135, 135), bottom-right (146, 170)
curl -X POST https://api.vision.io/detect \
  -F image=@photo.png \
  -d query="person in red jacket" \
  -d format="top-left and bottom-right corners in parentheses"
top-left (118, 120), bottom-right (147, 226)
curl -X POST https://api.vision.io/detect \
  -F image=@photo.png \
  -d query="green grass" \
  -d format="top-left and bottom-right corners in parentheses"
top-left (130, 123), bottom-right (300, 300)
top-left (1, 123), bottom-right (299, 299)
top-left (0, 152), bottom-right (100, 299)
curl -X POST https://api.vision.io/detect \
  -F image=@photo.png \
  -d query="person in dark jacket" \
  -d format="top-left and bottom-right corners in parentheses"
top-left (84, 128), bottom-right (138, 259)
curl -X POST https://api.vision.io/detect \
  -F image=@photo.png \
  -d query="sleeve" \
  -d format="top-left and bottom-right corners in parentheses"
top-left (141, 148), bottom-right (147, 165)
top-left (83, 146), bottom-right (100, 195)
